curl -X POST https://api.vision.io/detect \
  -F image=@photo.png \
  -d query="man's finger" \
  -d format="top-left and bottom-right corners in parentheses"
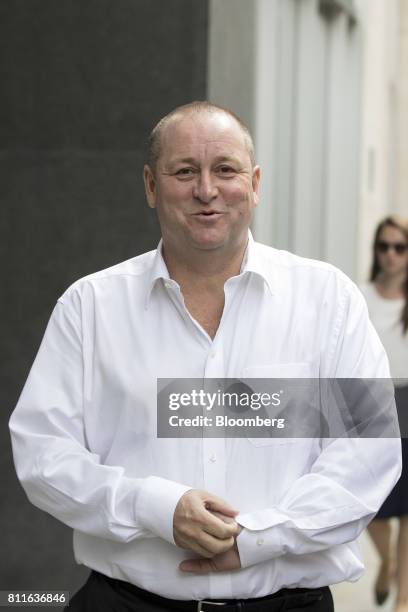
top-left (201, 512), bottom-right (239, 540)
top-left (179, 546), bottom-right (241, 574)
top-left (204, 495), bottom-right (239, 517)
top-left (179, 558), bottom-right (213, 574)
top-left (199, 532), bottom-right (235, 555)
top-left (210, 511), bottom-right (237, 524)
top-left (187, 542), bottom-right (216, 559)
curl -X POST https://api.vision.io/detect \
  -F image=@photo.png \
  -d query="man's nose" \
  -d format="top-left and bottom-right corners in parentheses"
top-left (192, 171), bottom-right (218, 203)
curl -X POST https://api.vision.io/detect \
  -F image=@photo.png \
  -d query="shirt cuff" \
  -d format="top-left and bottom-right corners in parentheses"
top-left (137, 476), bottom-right (192, 545)
top-left (236, 515), bottom-right (283, 568)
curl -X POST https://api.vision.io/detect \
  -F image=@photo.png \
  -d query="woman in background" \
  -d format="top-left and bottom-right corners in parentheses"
top-left (361, 216), bottom-right (408, 612)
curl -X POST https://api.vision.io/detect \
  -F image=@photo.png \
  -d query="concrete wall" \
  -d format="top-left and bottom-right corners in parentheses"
top-left (1, 0), bottom-right (208, 600)
top-left (208, 0), bottom-right (256, 133)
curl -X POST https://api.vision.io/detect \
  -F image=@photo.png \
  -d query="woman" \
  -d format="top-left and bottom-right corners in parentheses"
top-left (361, 216), bottom-right (408, 612)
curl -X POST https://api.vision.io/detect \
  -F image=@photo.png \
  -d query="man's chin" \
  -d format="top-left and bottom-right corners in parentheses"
top-left (189, 234), bottom-right (231, 251)
top-left (188, 231), bottom-right (249, 254)
top-left (191, 242), bottom-right (224, 252)
top-left (186, 230), bottom-right (225, 250)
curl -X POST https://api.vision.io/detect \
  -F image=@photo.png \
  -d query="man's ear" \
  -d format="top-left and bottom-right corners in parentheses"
top-left (143, 165), bottom-right (157, 209)
top-left (252, 165), bottom-right (261, 206)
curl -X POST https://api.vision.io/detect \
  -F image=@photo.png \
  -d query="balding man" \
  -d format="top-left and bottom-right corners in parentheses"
top-left (10, 102), bottom-right (401, 611)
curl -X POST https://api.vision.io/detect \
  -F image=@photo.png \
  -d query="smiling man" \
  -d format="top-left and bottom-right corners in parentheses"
top-left (143, 105), bottom-right (260, 341)
top-left (9, 102), bottom-right (401, 612)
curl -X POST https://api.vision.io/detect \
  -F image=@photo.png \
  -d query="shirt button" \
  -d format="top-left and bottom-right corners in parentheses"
top-left (256, 538), bottom-right (264, 546)
top-left (210, 352), bottom-right (216, 359)
top-left (164, 281), bottom-right (172, 289)
top-left (209, 453), bottom-right (217, 463)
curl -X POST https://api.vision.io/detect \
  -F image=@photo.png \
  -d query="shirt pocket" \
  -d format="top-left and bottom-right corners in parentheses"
top-left (242, 362), bottom-right (314, 446)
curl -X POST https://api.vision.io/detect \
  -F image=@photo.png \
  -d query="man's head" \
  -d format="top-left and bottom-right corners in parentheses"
top-left (147, 101), bottom-right (256, 175)
top-left (143, 101), bottom-right (260, 259)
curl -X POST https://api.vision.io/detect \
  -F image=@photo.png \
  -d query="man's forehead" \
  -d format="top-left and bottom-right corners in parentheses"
top-left (165, 110), bottom-right (244, 139)
top-left (160, 111), bottom-right (248, 156)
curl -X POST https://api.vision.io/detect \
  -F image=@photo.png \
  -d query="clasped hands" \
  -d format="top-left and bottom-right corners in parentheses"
top-left (173, 489), bottom-right (242, 574)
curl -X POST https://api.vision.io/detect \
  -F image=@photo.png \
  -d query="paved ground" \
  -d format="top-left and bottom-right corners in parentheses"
top-left (331, 527), bottom-right (397, 612)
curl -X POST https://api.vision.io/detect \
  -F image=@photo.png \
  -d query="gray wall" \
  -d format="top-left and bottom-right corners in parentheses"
top-left (209, 0), bottom-right (362, 280)
top-left (1, 0), bottom-right (208, 604)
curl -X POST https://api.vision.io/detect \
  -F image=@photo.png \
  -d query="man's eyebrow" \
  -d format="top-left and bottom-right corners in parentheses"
top-left (171, 157), bottom-right (197, 165)
top-left (167, 155), bottom-right (241, 166)
top-left (212, 155), bottom-right (241, 164)
top-left (162, 157), bottom-right (197, 169)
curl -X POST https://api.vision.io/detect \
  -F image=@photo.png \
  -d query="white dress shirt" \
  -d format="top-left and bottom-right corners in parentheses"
top-left (9, 234), bottom-right (401, 599)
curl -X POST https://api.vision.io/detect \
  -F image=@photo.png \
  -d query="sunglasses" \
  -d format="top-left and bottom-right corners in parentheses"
top-left (376, 240), bottom-right (408, 255)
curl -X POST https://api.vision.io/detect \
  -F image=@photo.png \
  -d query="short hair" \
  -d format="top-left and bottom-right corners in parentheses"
top-left (146, 101), bottom-right (255, 173)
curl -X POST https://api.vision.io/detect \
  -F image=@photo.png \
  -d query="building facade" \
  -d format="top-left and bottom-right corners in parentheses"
top-left (209, 0), bottom-right (402, 281)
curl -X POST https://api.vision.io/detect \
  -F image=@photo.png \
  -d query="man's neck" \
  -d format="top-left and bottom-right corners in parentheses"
top-left (161, 241), bottom-right (248, 339)
top-left (162, 242), bottom-right (247, 292)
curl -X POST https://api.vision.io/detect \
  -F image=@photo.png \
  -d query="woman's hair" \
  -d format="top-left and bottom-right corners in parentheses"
top-left (370, 215), bottom-right (408, 333)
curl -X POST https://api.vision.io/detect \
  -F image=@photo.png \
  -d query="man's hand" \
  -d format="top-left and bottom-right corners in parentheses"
top-left (173, 489), bottom-right (239, 558)
top-left (179, 533), bottom-right (242, 574)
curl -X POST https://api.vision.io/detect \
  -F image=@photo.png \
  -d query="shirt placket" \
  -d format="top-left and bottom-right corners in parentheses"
top-left (203, 344), bottom-right (233, 599)
top-left (164, 277), bottom-right (236, 599)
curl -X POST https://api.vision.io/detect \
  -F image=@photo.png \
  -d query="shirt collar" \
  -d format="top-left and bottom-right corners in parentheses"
top-left (145, 240), bottom-right (171, 309)
top-left (240, 231), bottom-right (275, 295)
top-left (145, 230), bottom-right (274, 309)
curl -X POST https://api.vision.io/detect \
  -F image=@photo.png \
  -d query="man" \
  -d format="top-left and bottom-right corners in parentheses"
top-left (9, 101), bottom-right (401, 611)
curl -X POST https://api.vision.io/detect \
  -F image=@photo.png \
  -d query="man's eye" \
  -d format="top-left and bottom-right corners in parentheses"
top-left (217, 166), bottom-right (236, 175)
top-left (176, 168), bottom-right (195, 176)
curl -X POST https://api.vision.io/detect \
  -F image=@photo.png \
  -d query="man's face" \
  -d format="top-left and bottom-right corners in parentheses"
top-left (144, 111), bottom-right (260, 257)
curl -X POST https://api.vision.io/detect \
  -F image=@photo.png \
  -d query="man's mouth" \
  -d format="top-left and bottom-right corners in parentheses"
top-left (192, 211), bottom-right (224, 217)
